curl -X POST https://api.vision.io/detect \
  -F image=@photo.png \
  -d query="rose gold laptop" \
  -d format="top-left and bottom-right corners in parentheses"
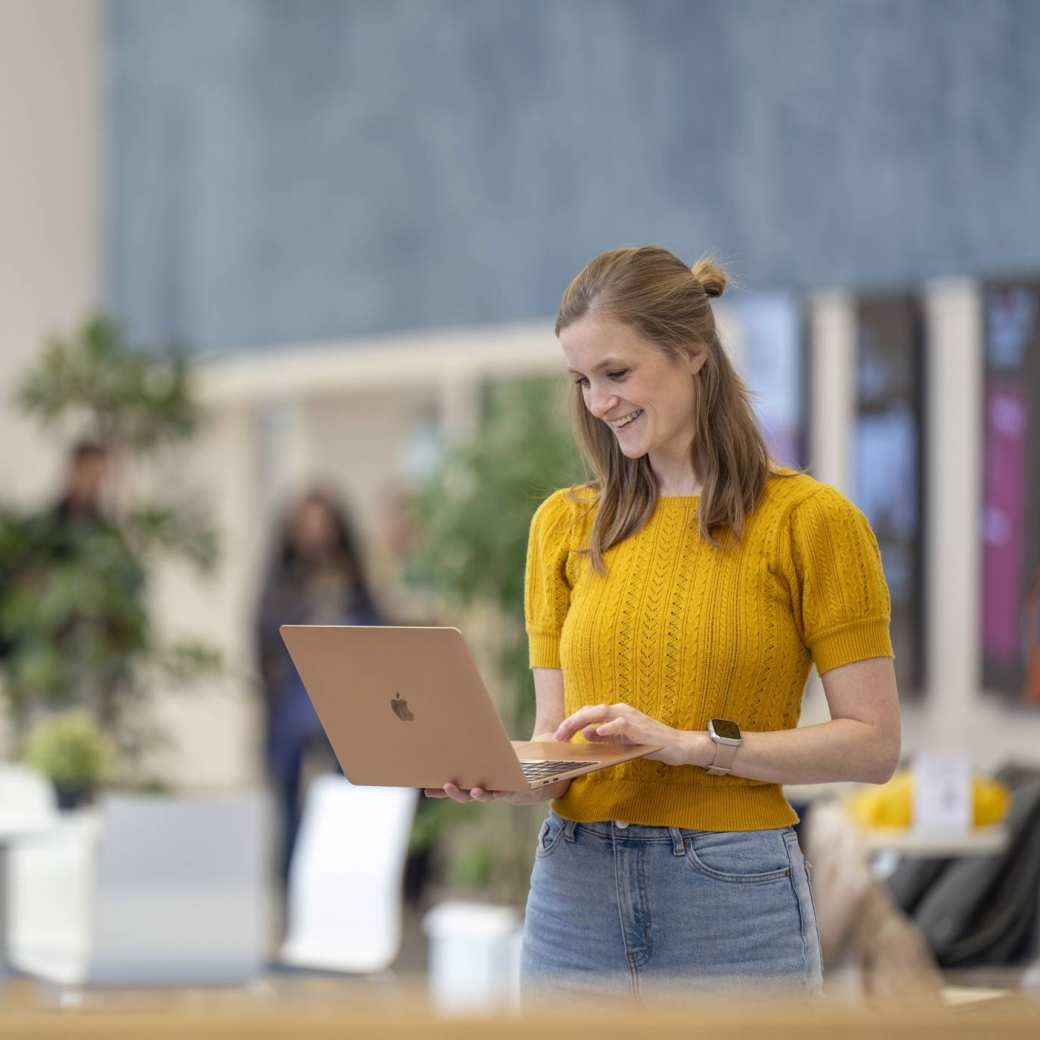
top-left (278, 625), bottom-right (661, 791)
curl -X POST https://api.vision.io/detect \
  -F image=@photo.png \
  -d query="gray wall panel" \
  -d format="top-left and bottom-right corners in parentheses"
top-left (105, 0), bottom-right (1040, 352)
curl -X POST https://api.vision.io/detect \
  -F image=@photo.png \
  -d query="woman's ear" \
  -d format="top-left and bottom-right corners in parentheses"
top-left (685, 350), bottom-right (708, 376)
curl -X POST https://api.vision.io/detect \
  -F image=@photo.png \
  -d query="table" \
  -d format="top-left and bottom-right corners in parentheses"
top-left (0, 975), bottom-right (1036, 1038)
top-left (858, 825), bottom-right (1010, 857)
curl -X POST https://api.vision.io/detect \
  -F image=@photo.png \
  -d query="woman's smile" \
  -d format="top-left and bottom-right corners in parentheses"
top-left (609, 408), bottom-right (644, 432)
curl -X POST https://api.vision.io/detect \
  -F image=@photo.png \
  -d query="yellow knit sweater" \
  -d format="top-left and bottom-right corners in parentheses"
top-left (524, 469), bottom-right (894, 831)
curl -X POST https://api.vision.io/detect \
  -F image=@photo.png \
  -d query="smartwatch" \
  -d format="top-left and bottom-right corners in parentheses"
top-left (706, 718), bottom-right (742, 776)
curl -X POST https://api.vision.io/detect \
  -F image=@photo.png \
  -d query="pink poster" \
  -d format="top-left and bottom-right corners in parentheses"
top-left (981, 382), bottom-right (1029, 663)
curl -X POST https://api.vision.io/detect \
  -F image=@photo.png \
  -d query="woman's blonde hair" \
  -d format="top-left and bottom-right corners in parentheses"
top-left (556, 245), bottom-right (786, 573)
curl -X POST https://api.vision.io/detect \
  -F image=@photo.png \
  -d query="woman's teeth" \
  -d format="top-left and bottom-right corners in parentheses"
top-left (611, 409), bottom-right (643, 430)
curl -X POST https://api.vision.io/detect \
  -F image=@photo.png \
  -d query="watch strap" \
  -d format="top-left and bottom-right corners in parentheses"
top-left (706, 739), bottom-right (739, 776)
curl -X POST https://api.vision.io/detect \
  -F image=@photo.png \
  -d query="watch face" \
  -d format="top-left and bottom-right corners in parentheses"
top-left (711, 718), bottom-right (741, 741)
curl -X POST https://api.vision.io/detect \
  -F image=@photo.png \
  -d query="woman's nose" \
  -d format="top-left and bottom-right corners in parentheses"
top-left (589, 387), bottom-right (619, 419)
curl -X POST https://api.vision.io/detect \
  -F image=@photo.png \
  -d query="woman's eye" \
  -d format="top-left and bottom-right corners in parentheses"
top-left (572, 370), bottom-right (626, 387)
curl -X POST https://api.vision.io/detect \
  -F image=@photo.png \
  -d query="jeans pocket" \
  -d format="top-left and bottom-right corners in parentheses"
top-left (534, 812), bottom-right (566, 859)
top-left (684, 829), bottom-right (793, 884)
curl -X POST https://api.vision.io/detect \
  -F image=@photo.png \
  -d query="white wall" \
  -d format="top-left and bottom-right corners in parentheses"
top-left (0, 0), bottom-right (102, 502)
top-left (0, 0), bottom-right (102, 753)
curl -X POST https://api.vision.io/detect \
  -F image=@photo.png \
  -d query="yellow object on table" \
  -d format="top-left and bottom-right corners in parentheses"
top-left (845, 770), bottom-right (1011, 830)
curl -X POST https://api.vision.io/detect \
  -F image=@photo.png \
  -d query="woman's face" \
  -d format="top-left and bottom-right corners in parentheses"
top-left (292, 499), bottom-right (337, 555)
top-left (559, 315), bottom-right (706, 462)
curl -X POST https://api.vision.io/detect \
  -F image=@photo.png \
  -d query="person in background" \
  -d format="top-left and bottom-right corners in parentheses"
top-left (0, 439), bottom-right (113, 660)
top-left (53, 437), bottom-right (112, 521)
top-left (0, 438), bottom-right (143, 724)
top-left (255, 488), bottom-right (384, 886)
top-left (23, 437), bottom-right (119, 560)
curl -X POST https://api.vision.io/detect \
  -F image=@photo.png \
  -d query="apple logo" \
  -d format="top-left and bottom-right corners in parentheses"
top-left (390, 693), bottom-right (414, 722)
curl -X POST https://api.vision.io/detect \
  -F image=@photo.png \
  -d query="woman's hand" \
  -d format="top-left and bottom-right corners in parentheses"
top-left (423, 778), bottom-right (570, 805)
top-left (554, 702), bottom-right (706, 768)
top-left (422, 725), bottom-right (575, 805)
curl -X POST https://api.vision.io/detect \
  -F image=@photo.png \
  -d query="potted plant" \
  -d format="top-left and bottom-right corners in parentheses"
top-left (0, 316), bottom-right (222, 777)
top-left (405, 375), bottom-right (585, 904)
top-left (23, 710), bottom-right (115, 809)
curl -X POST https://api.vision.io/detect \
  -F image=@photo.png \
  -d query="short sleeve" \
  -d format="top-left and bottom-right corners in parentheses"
top-left (781, 485), bottom-right (894, 675)
top-left (524, 490), bottom-right (576, 668)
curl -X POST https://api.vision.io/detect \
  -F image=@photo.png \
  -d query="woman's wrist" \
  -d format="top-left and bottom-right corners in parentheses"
top-left (679, 729), bottom-right (713, 769)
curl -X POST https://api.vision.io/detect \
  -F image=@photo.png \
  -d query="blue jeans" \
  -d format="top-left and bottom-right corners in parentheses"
top-left (521, 812), bottom-right (823, 1000)
top-left (266, 671), bottom-right (337, 884)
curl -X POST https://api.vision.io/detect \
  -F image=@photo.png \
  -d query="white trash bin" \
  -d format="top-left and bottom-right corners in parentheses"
top-left (423, 901), bottom-right (522, 1013)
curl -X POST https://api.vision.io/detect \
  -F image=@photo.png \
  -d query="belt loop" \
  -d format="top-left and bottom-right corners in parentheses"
top-left (669, 828), bottom-right (685, 856)
top-left (563, 819), bottom-right (578, 843)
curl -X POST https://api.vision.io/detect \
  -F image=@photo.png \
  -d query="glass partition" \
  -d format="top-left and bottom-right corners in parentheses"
top-left (738, 293), bottom-right (809, 470)
top-left (981, 283), bottom-right (1040, 705)
top-left (852, 294), bottom-right (926, 695)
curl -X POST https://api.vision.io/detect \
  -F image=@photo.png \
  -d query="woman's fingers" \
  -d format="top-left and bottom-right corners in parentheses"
top-left (443, 782), bottom-right (472, 804)
top-left (472, 788), bottom-right (515, 802)
top-left (582, 717), bottom-right (629, 742)
top-left (429, 782), bottom-right (508, 803)
top-left (554, 703), bottom-right (625, 741)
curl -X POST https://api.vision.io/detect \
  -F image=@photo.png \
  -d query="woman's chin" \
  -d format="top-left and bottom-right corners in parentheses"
top-left (617, 440), bottom-right (648, 459)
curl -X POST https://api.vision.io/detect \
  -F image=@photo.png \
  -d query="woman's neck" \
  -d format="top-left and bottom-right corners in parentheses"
top-left (651, 457), bottom-right (702, 497)
top-left (658, 483), bottom-right (702, 497)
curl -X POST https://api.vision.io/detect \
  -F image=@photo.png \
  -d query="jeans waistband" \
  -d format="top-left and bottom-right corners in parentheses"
top-left (554, 816), bottom-right (684, 855)
top-left (550, 811), bottom-right (794, 848)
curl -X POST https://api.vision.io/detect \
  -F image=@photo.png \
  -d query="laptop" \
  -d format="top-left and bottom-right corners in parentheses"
top-left (278, 625), bottom-right (662, 791)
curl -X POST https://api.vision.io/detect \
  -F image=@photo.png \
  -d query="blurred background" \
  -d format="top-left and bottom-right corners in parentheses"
top-left (1, 0), bottom-right (1039, 1019)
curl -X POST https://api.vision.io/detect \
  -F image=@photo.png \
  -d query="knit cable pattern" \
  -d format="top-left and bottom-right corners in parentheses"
top-left (523, 471), bottom-right (894, 832)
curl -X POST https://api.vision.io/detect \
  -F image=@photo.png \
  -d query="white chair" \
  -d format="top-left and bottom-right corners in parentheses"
top-left (0, 764), bottom-right (57, 834)
top-left (0, 765), bottom-right (59, 977)
top-left (8, 791), bottom-right (271, 987)
top-left (279, 775), bottom-right (417, 973)
top-left (7, 808), bottom-right (98, 983)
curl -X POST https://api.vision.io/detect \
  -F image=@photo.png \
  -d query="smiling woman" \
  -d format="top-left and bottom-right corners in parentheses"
top-left (433, 245), bottom-right (899, 1001)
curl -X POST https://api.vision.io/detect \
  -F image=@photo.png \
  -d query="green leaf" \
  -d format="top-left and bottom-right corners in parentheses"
top-left (14, 314), bottom-right (200, 450)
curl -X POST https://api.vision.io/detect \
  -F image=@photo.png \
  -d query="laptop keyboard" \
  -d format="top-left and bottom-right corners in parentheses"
top-left (521, 760), bottom-right (598, 782)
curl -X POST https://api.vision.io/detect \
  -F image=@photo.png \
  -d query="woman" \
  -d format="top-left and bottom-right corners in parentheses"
top-left (256, 488), bottom-right (384, 885)
top-left (429, 246), bottom-right (900, 999)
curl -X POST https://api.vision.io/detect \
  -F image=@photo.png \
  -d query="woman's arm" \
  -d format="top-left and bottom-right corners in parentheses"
top-left (553, 656), bottom-right (901, 786)
top-left (529, 666), bottom-right (566, 741)
top-left (425, 666), bottom-right (572, 803)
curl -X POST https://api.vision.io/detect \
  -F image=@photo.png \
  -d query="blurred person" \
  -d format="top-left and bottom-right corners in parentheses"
top-left (427, 247), bottom-right (901, 1000)
top-left (0, 439), bottom-right (113, 642)
top-left (54, 437), bottom-right (112, 519)
top-left (23, 437), bottom-right (118, 554)
top-left (255, 488), bottom-right (384, 886)
top-left (0, 438), bottom-right (144, 724)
